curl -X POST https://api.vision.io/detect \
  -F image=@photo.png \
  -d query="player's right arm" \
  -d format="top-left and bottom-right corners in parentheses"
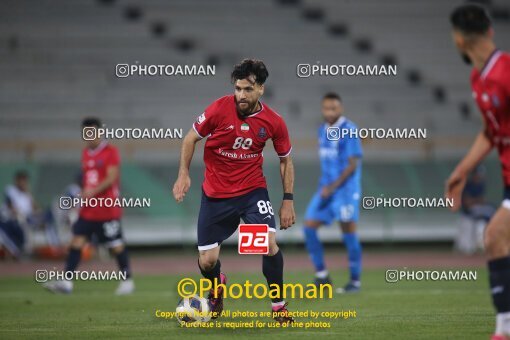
top-left (445, 125), bottom-right (492, 211)
top-left (173, 128), bottom-right (202, 203)
top-left (322, 125), bottom-right (363, 198)
top-left (4, 189), bottom-right (17, 218)
top-left (173, 99), bottom-right (222, 202)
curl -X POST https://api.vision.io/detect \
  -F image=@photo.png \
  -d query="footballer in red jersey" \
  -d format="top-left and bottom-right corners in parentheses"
top-left (192, 94), bottom-right (292, 198)
top-left (445, 5), bottom-right (510, 339)
top-left (80, 140), bottom-right (122, 221)
top-left (44, 118), bottom-right (133, 295)
top-left (173, 59), bottom-right (295, 324)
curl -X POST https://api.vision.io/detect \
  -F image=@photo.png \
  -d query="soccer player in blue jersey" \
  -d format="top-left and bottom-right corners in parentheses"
top-left (303, 92), bottom-right (363, 293)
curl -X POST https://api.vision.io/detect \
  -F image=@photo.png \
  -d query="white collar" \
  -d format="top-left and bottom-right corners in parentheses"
top-left (481, 50), bottom-right (502, 79)
top-left (328, 116), bottom-right (346, 128)
top-left (243, 101), bottom-right (264, 118)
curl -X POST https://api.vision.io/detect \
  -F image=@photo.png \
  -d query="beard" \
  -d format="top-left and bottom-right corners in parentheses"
top-left (460, 52), bottom-right (472, 65)
top-left (236, 99), bottom-right (258, 116)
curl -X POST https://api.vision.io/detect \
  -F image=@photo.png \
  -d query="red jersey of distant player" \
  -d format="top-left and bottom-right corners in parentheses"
top-left (193, 95), bottom-right (292, 198)
top-left (471, 50), bottom-right (510, 185)
top-left (80, 141), bottom-right (122, 221)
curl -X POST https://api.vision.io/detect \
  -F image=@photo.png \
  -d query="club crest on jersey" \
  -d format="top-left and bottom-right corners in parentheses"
top-left (241, 123), bottom-right (250, 132)
top-left (258, 127), bottom-right (267, 139)
top-left (196, 112), bottom-right (206, 125)
top-left (492, 94), bottom-right (500, 108)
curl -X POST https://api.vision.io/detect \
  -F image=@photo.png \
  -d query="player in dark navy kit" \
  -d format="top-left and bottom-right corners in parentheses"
top-left (445, 5), bottom-right (510, 339)
top-left (173, 59), bottom-right (296, 324)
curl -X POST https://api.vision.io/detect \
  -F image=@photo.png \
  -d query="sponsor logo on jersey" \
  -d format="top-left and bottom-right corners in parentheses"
top-left (241, 123), bottom-right (250, 132)
top-left (258, 127), bottom-right (267, 138)
top-left (225, 125), bottom-right (234, 130)
top-left (319, 147), bottom-right (339, 159)
top-left (196, 112), bottom-right (206, 125)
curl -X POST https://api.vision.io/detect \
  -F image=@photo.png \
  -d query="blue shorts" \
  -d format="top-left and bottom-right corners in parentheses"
top-left (197, 187), bottom-right (276, 251)
top-left (304, 189), bottom-right (360, 224)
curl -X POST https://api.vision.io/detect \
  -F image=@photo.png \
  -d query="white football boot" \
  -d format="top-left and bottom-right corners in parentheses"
top-left (115, 278), bottom-right (135, 295)
top-left (43, 280), bottom-right (73, 294)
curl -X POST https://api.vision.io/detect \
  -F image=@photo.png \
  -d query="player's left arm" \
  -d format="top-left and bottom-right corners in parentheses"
top-left (273, 116), bottom-right (295, 229)
top-left (279, 155), bottom-right (295, 230)
top-left (82, 165), bottom-right (119, 199)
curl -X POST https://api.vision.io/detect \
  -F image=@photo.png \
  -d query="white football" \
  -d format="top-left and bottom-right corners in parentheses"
top-left (176, 294), bottom-right (211, 324)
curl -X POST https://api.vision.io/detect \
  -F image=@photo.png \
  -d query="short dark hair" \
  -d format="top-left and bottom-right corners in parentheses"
top-left (450, 4), bottom-right (491, 35)
top-left (82, 117), bottom-right (101, 128)
top-left (231, 59), bottom-right (269, 85)
top-left (322, 92), bottom-right (342, 102)
top-left (14, 170), bottom-right (29, 180)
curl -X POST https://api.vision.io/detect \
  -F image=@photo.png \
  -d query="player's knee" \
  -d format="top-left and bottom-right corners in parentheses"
top-left (304, 220), bottom-right (321, 229)
top-left (268, 242), bottom-right (279, 256)
top-left (484, 227), bottom-right (507, 257)
top-left (341, 221), bottom-right (357, 233)
top-left (109, 244), bottom-right (124, 255)
top-left (200, 259), bottom-right (216, 271)
top-left (70, 236), bottom-right (86, 249)
top-left (199, 252), bottom-right (218, 271)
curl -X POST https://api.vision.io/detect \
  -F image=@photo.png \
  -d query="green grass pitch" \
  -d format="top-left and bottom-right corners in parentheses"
top-left (0, 268), bottom-right (492, 339)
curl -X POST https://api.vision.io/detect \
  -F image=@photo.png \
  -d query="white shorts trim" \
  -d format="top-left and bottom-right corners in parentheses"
top-left (268, 227), bottom-right (277, 233)
top-left (198, 242), bottom-right (219, 251)
top-left (502, 199), bottom-right (510, 210)
top-left (107, 239), bottom-right (124, 248)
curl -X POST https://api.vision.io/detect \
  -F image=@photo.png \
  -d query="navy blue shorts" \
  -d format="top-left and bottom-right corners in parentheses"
top-left (502, 186), bottom-right (510, 210)
top-left (504, 186), bottom-right (510, 200)
top-left (197, 187), bottom-right (277, 251)
top-left (73, 217), bottom-right (124, 248)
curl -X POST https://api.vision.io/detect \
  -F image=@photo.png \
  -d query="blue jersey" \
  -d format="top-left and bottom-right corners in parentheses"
top-left (318, 117), bottom-right (362, 193)
top-left (305, 116), bottom-right (363, 223)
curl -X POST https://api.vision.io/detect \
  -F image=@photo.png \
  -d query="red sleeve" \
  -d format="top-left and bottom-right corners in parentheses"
top-left (503, 57), bottom-right (510, 98)
top-left (107, 146), bottom-right (120, 167)
top-left (273, 116), bottom-right (292, 157)
top-left (192, 99), bottom-right (221, 138)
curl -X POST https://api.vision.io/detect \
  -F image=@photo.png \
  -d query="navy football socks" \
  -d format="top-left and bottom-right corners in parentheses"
top-left (263, 250), bottom-right (284, 303)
